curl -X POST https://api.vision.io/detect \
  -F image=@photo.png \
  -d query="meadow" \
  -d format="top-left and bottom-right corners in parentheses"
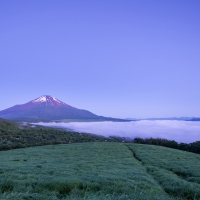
top-left (0, 142), bottom-right (200, 200)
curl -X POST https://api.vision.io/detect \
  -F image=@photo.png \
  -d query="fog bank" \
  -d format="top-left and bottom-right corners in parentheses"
top-left (33, 120), bottom-right (200, 143)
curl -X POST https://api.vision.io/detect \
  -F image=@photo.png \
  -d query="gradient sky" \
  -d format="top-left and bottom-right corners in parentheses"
top-left (1, 0), bottom-right (200, 118)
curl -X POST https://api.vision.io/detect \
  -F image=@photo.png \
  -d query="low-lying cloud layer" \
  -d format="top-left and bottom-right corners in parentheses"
top-left (33, 120), bottom-right (200, 143)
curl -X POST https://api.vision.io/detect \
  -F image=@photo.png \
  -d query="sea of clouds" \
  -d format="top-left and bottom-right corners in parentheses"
top-left (33, 120), bottom-right (200, 143)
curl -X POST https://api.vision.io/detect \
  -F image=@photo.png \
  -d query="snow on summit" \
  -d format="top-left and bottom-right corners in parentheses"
top-left (52, 96), bottom-right (62, 103)
top-left (32, 95), bottom-right (47, 103)
top-left (0, 95), bottom-right (103, 120)
top-left (31, 95), bottom-right (64, 106)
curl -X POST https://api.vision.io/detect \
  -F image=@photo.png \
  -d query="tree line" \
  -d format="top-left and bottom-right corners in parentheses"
top-left (132, 137), bottom-right (200, 154)
top-left (0, 118), bottom-right (110, 151)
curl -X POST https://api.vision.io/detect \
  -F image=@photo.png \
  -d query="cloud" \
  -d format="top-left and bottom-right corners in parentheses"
top-left (33, 120), bottom-right (200, 143)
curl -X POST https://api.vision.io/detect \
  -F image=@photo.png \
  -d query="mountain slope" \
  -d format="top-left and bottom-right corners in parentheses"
top-left (0, 95), bottom-right (117, 121)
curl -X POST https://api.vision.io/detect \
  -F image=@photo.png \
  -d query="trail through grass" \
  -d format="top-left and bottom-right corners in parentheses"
top-left (127, 144), bottom-right (200, 199)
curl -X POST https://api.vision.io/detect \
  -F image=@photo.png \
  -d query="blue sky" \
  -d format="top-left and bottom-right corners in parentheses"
top-left (1, 0), bottom-right (200, 118)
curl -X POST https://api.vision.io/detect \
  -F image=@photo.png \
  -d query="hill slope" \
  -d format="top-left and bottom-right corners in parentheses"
top-left (0, 118), bottom-right (109, 151)
top-left (0, 142), bottom-right (200, 199)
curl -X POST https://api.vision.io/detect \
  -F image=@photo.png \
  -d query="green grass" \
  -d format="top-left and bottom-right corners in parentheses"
top-left (0, 118), bottom-right (111, 151)
top-left (0, 143), bottom-right (200, 199)
top-left (126, 144), bottom-right (200, 199)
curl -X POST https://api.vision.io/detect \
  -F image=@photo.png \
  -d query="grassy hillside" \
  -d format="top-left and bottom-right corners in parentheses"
top-left (0, 143), bottom-right (200, 200)
top-left (1, 118), bottom-right (199, 155)
top-left (127, 144), bottom-right (200, 199)
top-left (0, 118), bottom-right (112, 151)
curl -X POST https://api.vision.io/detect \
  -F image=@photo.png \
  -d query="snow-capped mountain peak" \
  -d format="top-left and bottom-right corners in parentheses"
top-left (31, 95), bottom-right (65, 106)
top-left (0, 95), bottom-right (117, 121)
top-left (32, 95), bottom-right (48, 103)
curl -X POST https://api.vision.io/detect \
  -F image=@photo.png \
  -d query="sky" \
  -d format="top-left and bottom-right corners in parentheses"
top-left (34, 121), bottom-right (200, 143)
top-left (1, 0), bottom-right (200, 118)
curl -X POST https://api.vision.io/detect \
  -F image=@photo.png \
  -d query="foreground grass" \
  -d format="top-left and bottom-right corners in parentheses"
top-left (0, 143), bottom-right (200, 199)
top-left (127, 144), bottom-right (200, 199)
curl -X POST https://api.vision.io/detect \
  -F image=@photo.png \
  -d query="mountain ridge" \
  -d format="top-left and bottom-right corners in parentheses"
top-left (0, 95), bottom-right (127, 122)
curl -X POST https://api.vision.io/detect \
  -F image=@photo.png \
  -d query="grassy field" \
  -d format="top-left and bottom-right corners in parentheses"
top-left (0, 118), bottom-right (111, 151)
top-left (0, 143), bottom-right (200, 200)
top-left (127, 144), bottom-right (200, 199)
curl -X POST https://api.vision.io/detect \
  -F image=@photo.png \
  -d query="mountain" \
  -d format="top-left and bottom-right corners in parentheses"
top-left (125, 117), bottom-right (193, 121)
top-left (139, 117), bottom-right (193, 121)
top-left (189, 117), bottom-right (200, 121)
top-left (0, 95), bottom-right (125, 122)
